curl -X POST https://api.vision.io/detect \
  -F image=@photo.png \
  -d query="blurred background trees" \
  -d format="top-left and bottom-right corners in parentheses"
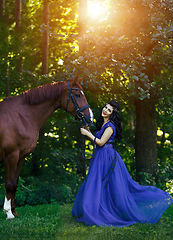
top-left (0, 0), bottom-right (173, 207)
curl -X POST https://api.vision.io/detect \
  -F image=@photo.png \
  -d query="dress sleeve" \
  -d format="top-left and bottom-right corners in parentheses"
top-left (106, 122), bottom-right (116, 133)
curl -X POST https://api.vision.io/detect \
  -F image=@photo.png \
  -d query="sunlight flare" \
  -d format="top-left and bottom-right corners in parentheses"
top-left (88, 0), bottom-right (109, 21)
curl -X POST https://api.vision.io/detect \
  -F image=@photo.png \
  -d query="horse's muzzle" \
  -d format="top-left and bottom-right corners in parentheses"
top-left (76, 108), bottom-right (94, 126)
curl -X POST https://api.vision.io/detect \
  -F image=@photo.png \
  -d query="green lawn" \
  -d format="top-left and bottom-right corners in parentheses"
top-left (0, 203), bottom-right (172, 240)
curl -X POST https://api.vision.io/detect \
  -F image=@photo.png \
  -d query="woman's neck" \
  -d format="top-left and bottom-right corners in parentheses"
top-left (103, 118), bottom-right (109, 124)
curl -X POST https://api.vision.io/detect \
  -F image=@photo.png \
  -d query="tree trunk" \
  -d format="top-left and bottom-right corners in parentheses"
top-left (77, 0), bottom-right (88, 176)
top-left (31, 0), bottom-right (49, 174)
top-left (78, 0), bottom-right (88, 54)
top-left (42, 0), bottom-right (49, 75)
top-left (14, 0), bottom-right (23, 82)
top-left (0, 0), bottom-right (10, 97)
top-left (14, 0), bottom-right (21, 29)
top-left (39, 124), bottom-right (47, 170)
top-left (6, 63), bottom-right (10, 97)
top-left (135, 98), bottom-right (158, 182)
top-left (0, 0), bottom-right (5, 17)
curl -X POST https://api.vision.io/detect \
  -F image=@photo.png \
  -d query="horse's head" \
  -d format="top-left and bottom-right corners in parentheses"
top-left (61, 76), bottom-right (94, 126)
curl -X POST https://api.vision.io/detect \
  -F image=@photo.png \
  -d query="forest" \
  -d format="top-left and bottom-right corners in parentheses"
top-left (0, 0), bottom-right (173, 207)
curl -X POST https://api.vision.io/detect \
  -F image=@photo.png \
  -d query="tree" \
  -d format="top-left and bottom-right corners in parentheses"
top-left (0, 0), bottom-right (9, 97)
top-left (78, 0), bottom-right (87, 53)
top-left (1, 0), bottom-right (172, 184)
top-left (65, 0), bottom-right (173, 181)
top-left (14, 0), bottom-right (21, 29)
top-left (42, 0), bottom-right (49, 75)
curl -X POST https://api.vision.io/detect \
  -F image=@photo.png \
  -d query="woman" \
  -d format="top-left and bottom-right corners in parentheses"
top-left (72, 100), bottom-right (173, 227)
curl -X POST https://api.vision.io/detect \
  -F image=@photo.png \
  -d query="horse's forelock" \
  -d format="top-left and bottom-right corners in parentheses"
top-left (72, 81), bottom-right (83, 91)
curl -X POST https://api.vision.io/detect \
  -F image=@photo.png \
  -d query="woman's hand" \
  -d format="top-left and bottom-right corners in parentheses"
top-left (80, 126), bottom-right (113, 147)
top-left (80, 128), bottom-right (89, 136)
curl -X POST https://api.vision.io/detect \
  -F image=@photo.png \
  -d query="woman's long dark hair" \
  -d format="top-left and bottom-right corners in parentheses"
top-left (96, 100), bottom-right (122, 142)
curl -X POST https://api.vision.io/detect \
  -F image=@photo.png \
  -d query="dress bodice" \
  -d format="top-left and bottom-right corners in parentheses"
top-left (94, 121), bottom-right (116, 144)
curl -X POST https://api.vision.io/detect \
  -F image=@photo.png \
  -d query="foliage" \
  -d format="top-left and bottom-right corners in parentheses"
top-left (58, 0), bottom-right (173, 177)
top-left (0, 0), bottom-right (173, 210)
top-left (137, 159), bottom-right (173, 192)
top-left (0, 0), bottom-right (79, 97)
top-left (65, 0), bottom-right (173, 101)
top-left (0, 182), bottom-right (5, 207)
top-left (0, 166), bottom-right (83, 208)
top-left (15, 180), bottom-right (75, 206)
top-left (166, 180), bottom-right (173, 194)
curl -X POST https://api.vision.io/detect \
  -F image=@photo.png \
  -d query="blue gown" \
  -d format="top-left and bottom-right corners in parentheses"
top-left (72, 121), bottom-right (173, 227)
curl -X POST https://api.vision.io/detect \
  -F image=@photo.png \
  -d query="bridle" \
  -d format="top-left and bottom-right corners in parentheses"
top-left (66, 81), bottom-right (93, 178)
top-left (65, 81), bottom-right (92, 126)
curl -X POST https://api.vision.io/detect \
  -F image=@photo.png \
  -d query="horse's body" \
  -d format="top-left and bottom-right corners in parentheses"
top-left (0, 76), bottom-right (93, 219)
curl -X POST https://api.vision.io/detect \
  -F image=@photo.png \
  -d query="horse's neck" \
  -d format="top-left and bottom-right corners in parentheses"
top-left (29, 99), bottom-right (61, 128)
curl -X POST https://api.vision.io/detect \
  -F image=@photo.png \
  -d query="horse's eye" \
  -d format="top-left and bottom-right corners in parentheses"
top-left (75, 94), bottom-right (81, 98)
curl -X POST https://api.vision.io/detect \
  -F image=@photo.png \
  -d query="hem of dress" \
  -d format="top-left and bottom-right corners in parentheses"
top-left (73, 200), bottom-right (173, 228)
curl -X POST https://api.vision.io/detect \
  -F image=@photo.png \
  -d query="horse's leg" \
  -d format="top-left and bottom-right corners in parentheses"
top-left (3, 151), bottom-right (19, 220)
top-left (11, 156), bottom-right (26, 216)
top-left (3, 197), bottom-right (14, 220)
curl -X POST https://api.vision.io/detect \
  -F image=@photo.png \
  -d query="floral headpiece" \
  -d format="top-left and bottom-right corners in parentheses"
top-left (113, 108), bottom-right (119, 113)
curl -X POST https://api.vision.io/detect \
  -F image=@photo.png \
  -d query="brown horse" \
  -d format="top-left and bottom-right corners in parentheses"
top-left (0, 76), bottom-right (93, 220)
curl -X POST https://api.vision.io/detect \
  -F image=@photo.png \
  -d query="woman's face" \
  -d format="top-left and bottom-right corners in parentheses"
top-left (102, 104), bottom-right (113, 119)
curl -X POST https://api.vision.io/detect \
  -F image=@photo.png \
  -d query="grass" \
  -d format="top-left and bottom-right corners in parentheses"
top-left (0, 203), bottom-right (173, 240)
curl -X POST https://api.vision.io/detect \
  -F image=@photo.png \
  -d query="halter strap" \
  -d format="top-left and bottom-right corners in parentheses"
top-left (65, 81), bottom-right (91, 125)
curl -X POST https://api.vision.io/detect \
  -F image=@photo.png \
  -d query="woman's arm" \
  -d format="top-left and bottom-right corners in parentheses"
top-left (80, 127), bottom-right (113, 147)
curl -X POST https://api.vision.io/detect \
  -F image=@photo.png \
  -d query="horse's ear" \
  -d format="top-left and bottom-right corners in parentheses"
top-left (77, 76), bottom-right (84, 84)
top-left (71, 74), bottom-right (84, 85)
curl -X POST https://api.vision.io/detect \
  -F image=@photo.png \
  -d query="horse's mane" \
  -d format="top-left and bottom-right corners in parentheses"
top-left (23, 81), bottom-right (66, 105)
top-left (3, 81), bottom-right (65, 105)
